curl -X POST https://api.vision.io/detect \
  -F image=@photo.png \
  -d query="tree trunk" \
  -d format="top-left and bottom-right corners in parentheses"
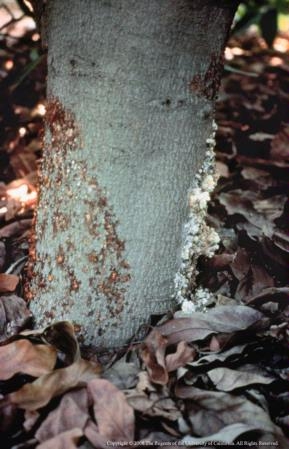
top-left (27, 0), bottom-right (237, 347)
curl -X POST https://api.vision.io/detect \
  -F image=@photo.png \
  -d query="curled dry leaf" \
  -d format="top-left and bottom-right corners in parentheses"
top-left (219, 190), bottom-right (277, 237)
top-left (241, 166), bottom-right (274, 189)
top-left (125, 372), bottom-right (181, 421)
top-left (141, 330), bottom-right (168, 385)
top-left (0, 219), bottom-right (32, 238)
top-left (0, 339), bottom-right (57, 380)
top-left (165, 341), bottom-right (196, 372)
top-left (41, 321), bottom-right (80, 364)
top-left (273, 230), bottom-right (289, 255)
top-left (24, 410), bottom-right (40, 432)
top-left (230, 248), bottom-right (250, 281)
top-left (35, 388), bottom-right (89, 443)
top-left (216, 160), bottom-right (230, 177)
top-left (175, 385), bottom-right (285, 443)
top-left (0, 294), bottom-right (32, 342)
top-left (250, 265), bottom-right (274, 293)
top-left (88, 378), bottom-right (135, 442)
top-left (207, 367), bottom-right (275, 391)
top-left (125, 389), bottom-right (181, 421)
top-left (207, 253), bottom-right (235, 270)
top-left (246, 287), bottom-right (289, 309)
top-left (84, 421), bottom-right (108, 449)
top-left (36, 428), bottom-right (83, 449)
top-left (188, 344), bottom-right (248, 368)
top-left (254, 195), bottom-right (287, 222)
top-left (235, 264), bottom-right (274, 301)
top-left (0, 274), bottom-right (19, 293)
top-left (136, 371), bottom-right (156, 394)
top-left (159, 305), bottom-right (264, 345)
top-left (21, 320), bottom-right (89, 366)
top-left (9, 358), bottom-right (101, 410)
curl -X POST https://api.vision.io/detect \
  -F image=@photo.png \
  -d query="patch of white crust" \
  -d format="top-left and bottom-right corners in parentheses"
top-left (175, 121), bottom-right (220, 313)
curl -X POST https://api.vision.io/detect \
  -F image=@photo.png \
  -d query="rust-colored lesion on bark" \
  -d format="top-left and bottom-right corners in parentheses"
top-left (190, 52), bottom-right (224, 101)
top-left (46, 98), bottom-right (81, 150)
top-left (83, 181), bottom-right (131, 319)
top-left (25, 97), bottom-right (131, 338)
top-left (24, 98), bottom-right (80, 301)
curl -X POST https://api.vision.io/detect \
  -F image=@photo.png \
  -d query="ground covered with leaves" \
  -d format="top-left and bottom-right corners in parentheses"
top-left (0, 12), bottom-right (288, 449)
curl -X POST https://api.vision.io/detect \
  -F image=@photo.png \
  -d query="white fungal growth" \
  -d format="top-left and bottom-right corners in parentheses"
top-left (194, 287), bottom-right (215, 309)
top-left (181, 298), bottom-right (197, 313)
top-left (180, 288), bottom-right (215, 313)
top-left (175, 121), bottom-right (220, 310)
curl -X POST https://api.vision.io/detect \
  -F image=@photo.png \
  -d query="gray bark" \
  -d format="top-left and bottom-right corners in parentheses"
top-left (28, 0), bottom-right (236, 347)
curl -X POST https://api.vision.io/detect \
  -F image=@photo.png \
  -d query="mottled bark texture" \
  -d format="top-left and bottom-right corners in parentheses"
top-left (28, 0), bottom-right (236, 347)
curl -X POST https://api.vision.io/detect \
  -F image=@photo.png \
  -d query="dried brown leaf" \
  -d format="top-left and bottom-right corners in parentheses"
top-left (165, 341), bottom-right (196, 372)
top-left (216, 161), bottom-right (230, 177)
top-left (207, 367), bottom-right (275, 391)
top-left (24, 410), bottom-right (40, 432)
top-left (260, 237), bottom-right (289, 269)
top-left (84, 421), bottom-right (108, 449)
top-left (136, 371), bottom-right (156, 393)
top-left (9, 358), bottom-right (101, 410)
top-left (235, 265), bottom-right (274, 301)
top-left (41, 321), bottom-right (81, 364)
top-left (254, 195), bottom-right (287, 222)
top-left (241, 166), bottom-right (274, 188)
top-left (36, 428), bottom-right (83, 449)
top-left (209, 335), bottom-right (221, 352)
top-left (125, 389), bottom-right (181, 421)
top-left (219, 190), bottom-right (276, 237)
top-left (175, 385), bottom-right (285, 442)
top-left (219, 189), bottom-right (258, 216)
top-left (0, 339), bottom-right (56, 380)
top-left (35, 389), bottom-right (89, 442)
top-left (141, 330), bottom-right (168, 385)
top-left (250, 265), bottom-right (274, 293)
top-left (208, 253), bottom-right (235, 270)
top-left (246, 287), bottom-right (289, 309)
top-left (0, 274), bottom-right (19, 293)
top-left (159, 305), bottom-right (264, 345)
top-left (188, 344), bottom-right (248, 368)
top-left (0, 219), bottom-right (32, 238)
top-left (88, 378), bottom-right (135, 441)
top-left (230, 248), bottom-right (250, 281)
top-left (273, 230), bottom-right (289, 254)
top-left (0, 294), bottom-right (32, 342)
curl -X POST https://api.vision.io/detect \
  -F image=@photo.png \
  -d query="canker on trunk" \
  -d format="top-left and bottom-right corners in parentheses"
top-left (27, 0), bottom-right (237, 348)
